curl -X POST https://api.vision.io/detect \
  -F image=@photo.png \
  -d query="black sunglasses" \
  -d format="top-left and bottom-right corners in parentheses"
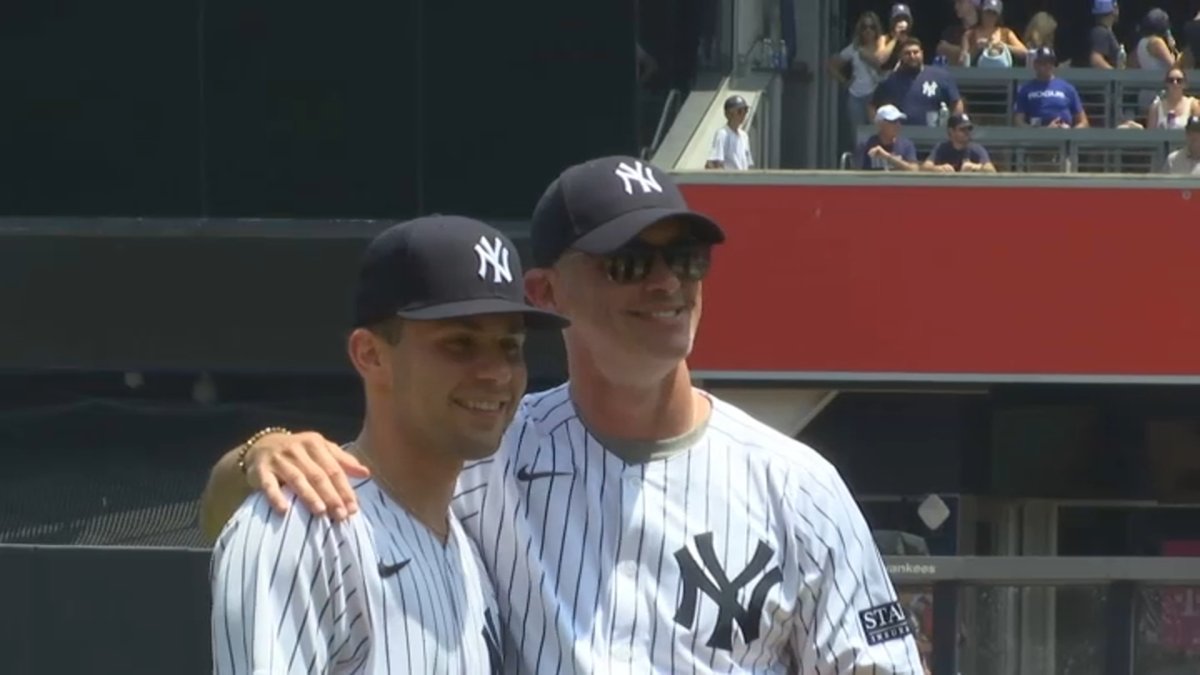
top-left (1167, 77), bottom-right (1185, 84)
top-left (597, 240), bottom-right (713, 284)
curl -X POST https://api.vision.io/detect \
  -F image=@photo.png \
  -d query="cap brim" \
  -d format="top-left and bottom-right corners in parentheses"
top-left (571, 207), bottom-right (726, 256)
top-left (397, 298), bottom-right (569, 330)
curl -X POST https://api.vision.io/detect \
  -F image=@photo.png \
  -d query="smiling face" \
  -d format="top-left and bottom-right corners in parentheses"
top-left (530, 218), bottom-right (709, 385)
top-left (351, 314), bottom-right (528, 462)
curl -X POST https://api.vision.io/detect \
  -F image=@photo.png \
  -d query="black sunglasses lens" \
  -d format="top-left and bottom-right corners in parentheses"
top-left (605, 249), bottom-right (655, 283)
top-left (663, 245), bottom-right (712, 281)
top-left (1168, 77), bottom-right (1184, 83)
top-left (603, 243), bottom-right (712, 283)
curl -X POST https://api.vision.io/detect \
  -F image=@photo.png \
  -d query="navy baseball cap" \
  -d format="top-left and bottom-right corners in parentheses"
top-left (891, 3), bottom-right (912, 20)
top-left (530, 156), bottom-right (725, 268)
top-left (352, 215), bottom-right (568, 329)
top-left (1032, 46), bottom-right (1056, 62)
top-left (981, 0), bottom-right (1002, 13)
top-left (1187, 115), bottom-right (1200, 132)
top-left (948, 113), bottom-right (974, 129)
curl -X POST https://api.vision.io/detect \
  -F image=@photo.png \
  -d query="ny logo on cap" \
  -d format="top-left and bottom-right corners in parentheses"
top-left (614, 160), bottom-right (663, 195)
top-left (474, 236), bottom-right (513, 284)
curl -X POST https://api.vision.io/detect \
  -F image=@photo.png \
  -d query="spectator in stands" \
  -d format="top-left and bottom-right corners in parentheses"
top-left (1119, 66), bottom-right (1200, 128)
top-left (1146, 69), bottom-right (1200, 128)
top-left (1014, 47), bottom-right (1089, 128)
top-left (829, 11), bottom-right (888, 133)
top-left (1161, 115), bottom-right (1200, 174)
top-left (1182, 3), bottom-right (1200, 68)
top-left (706, 95), bottom-right (754, 170)
top-left (869, 37), bottom-right (964, 126)
top-left (1090, 0), bottom-right (1124, 69)
top-left (854, 105), bottom-right (918, 170)
top-left (922, 114), bottom-right (997, 172)
top-left (963, 0), bottom-right (1028, 67)
top-left (1023, 12), bottom-right (1059, 59)
top-left (1132, 8), bottom-right (1179, 70)
top-left (881, 3), bottom-right (915, 71)
top-left (938, 0), bottom-right (979, 66)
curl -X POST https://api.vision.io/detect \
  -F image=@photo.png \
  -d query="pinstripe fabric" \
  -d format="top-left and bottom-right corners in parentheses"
top-left (451, 384), bottom-right (925, 674)
top-left (211, 479), bottom-right (502, 674)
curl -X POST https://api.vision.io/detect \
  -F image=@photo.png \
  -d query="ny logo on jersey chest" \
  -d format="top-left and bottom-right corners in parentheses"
top-left (673, 532), bottom-right (783, 651)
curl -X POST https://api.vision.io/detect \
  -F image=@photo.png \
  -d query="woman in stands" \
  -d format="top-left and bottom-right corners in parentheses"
top-left (1118, 67), bottom-right (1200, 129)
top-left (1022, 12), bottom-right (1059, 63)
top-left (1132, 8), bottom-right (1180, 71)
top-left (828, 11), bottom-right (888, 133)
top-left (1149, 68), bottom-right (1200, 128)
top-left (962, 0), bottom-right (1028, 67)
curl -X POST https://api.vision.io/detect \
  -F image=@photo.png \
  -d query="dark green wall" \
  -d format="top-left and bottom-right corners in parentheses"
top-left (0, 0), bottom-right (637, 220)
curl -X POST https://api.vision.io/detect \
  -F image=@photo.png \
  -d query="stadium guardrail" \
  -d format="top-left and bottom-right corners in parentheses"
top-left (854, 125), bottom-right (1186, 173)
top-left (886, 555), bottom-right (1200, 675)
top-left (941, 67), bottom-right (1200, 129)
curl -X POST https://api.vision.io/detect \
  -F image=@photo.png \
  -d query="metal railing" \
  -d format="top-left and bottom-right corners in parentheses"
top-left (943, 67), bottom-right (1200, 129)
top-left (885, 556), bottom-right (1200, 675)
top-left (642, 89), bottom-right (683, 161)
top-left (853, 126), bottom-right (1185, 173)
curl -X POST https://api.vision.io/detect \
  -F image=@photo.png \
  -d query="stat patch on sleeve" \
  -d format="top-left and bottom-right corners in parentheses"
top-left (858, 601), bottom-right (913, 646)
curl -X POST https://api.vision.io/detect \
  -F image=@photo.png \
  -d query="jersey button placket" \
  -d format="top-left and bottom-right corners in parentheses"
top-left (607, 465), bottom-right (646, 665)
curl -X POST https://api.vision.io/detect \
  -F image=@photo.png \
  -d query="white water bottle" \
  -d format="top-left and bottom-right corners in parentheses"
top-left (937, 101), bottom-right (950, 127)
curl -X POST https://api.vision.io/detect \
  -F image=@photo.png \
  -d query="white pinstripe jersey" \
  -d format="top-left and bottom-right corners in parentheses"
top-left (454, 384), bottom-right (924, 674)
top-left (211, 479), bottom-right (503, 675)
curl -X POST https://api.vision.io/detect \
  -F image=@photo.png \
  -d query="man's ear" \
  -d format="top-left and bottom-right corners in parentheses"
top-left (347, 328), bottom-right (389, 385)
top-left (524, 268), bottom-right (558, 312)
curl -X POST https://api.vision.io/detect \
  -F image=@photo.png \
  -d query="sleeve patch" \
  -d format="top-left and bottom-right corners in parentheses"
top-left (858, 601), bottom-right (913, 646)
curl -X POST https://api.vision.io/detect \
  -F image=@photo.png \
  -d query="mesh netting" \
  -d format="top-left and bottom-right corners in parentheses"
top-left (0, 392), bottom-right (361, 547)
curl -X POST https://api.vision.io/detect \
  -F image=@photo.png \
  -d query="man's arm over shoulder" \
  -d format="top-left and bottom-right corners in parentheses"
top-left (788, 460), bottom-right (925, 673)
top-left (212, 495), bottom-right (372, 674)
top-left (199, 431), bottom-right (370, 543)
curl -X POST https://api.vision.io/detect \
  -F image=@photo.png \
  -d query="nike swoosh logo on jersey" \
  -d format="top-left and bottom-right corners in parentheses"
top-left (378, 559), bottom-right (411, 578)
top-left (515, 465), bottom-right (572, 482)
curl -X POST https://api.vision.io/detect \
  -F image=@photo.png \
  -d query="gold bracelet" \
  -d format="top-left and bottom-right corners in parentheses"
top-left (237, 427), bottom-right (292, 474)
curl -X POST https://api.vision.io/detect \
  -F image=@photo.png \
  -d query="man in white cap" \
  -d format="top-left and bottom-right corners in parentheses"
top-left (855, 104), bottom-right (919, 171)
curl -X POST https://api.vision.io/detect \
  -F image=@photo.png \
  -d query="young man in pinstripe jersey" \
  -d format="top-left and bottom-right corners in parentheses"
top-left (209, 216), bottom-right (566, 674)
top-left (202, 157), bottom-right (926, 673)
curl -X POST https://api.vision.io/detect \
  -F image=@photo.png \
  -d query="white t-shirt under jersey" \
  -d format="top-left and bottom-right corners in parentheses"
top-left (211, 479), bottom-right (503, 674)
top-left (454, 384), bottom-right (924, 674)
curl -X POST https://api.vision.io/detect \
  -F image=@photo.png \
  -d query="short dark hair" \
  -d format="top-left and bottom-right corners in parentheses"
top-left (366, 317), bottom-right (404, 345)
top-left (900, 36), bottom-right (923, 51)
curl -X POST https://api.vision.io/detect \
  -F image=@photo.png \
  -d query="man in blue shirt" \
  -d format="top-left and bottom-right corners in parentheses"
top-left (1014, 47), bottom-right (1090, 128)
top-left (922, 114), bottom-right (997, 172)
top-left (869, 37), bottom-right (964, 126)
top-left (854, 104), bottom-right (919, 170)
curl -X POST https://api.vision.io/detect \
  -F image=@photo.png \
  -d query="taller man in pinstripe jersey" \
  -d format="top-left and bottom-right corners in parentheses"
top-left (209, 216), bottom-right (567, 674)
top-left (202, 157), bottom-right (925, 673)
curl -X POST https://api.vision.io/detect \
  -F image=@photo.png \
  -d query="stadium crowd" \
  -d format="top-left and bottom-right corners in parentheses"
top-left (821, 0), bottom-right (1200, 174)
